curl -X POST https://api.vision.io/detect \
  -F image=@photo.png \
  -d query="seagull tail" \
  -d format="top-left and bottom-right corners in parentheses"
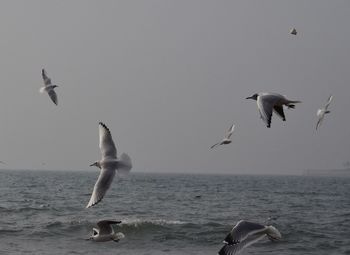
top-left (112, 232), bottom-right (125, 242)
top-left (286, 100), bottom-right (302, 109)
top-left (117, 153), bottom-right (132, 172)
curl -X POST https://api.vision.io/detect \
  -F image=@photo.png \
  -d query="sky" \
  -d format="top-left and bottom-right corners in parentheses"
top-left (0, 0), bottom-right (349, 175)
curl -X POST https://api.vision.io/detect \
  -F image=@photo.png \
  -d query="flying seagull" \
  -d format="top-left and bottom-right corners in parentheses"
top-left (87, 220), bottom-right (125, 242)
top-left (86, 122), bottom-right (132, 208)
top-left (290, 28), bottom-right (297, 35)
top-left (316, 95), bottom-right (333, 130)
top-left (246, 92), bottom-right (301, 128)
top-left (211, 124), bottom-right (235, 149)
top-left (40, 69), bottom-right (59, 105)
top-left (218, 220), bottom-right (282, 255)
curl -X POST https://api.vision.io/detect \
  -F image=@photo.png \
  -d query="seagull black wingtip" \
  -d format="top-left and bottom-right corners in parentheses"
top-left (99, 122), bottom-right (111, 132)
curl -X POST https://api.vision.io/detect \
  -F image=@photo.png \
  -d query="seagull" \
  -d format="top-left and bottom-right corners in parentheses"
top-left (218, 220), bottom-right (282, 255)
top-left (290, 28), bottom-right (297, 35)
top-left (86, 122), bottom-right (132, 208)
top-left (211, 124), bottom-right (235, 149)
top-left (40, 69), bottom-right (59, 105)
top-left (316, 95), bottom-right (333, 130)
top-left (87, 220), bottom-right (125, 242)
top-left (246, 92), bottom-right (301, 128)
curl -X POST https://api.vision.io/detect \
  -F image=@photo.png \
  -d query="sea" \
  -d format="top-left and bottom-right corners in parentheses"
top-left (0, 170), bottom-right (349, 255)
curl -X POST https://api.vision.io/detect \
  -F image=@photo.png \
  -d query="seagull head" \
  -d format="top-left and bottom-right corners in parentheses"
top-left (246, 93), bottom-right (258, 100)
top-left (90, 161), bottom-right (101, 169)
top-left (86, 228), bottom-right (99, 241)
top-left (90, 228), bottom-right (99, 240)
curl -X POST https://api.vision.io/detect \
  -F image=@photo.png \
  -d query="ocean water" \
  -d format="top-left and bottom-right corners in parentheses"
top-left (0, 170), bottom-right (349, 255)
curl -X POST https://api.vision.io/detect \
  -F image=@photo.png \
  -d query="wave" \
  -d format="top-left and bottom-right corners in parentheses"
top-left (37, 218), bottom-right (206, 239)
top-left (27, 217), bottom-right (239, 246)
top-left (120, 218), bottom-right (187, 227)
top-left (0, 205), bottom-right (52, 213)
top-left (0, 228), bottom-right (23, 234)
top-left (41, 218), bottom-right (188, 232)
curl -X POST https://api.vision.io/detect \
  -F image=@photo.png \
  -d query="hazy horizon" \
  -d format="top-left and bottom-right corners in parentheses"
top-left (0, 1), bottom-right (349, 175)
top-left (2, 167), bottom-right (350, 178)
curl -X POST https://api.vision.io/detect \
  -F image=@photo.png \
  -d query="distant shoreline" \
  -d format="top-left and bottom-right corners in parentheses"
top-left (303, 168), bottom-right (350, 177)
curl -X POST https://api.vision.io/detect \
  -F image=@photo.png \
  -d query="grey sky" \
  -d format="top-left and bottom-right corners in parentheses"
top-left (0, 1), bottom-right (349, 174)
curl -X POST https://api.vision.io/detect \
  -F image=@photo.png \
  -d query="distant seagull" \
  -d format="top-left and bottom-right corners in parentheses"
top-left (211, 124), bottom-right (235, 149)
top-left (290, 28), bottom-right (297, 35)
top-left (87, 220), bottom-right (125, 242)
top-left (40, 69), bottom-right (59, 105)
top-left (316, 95), bottom-right (333, 130)
top-left (86, 122), bottom-right (132, 208)
top-left (246, 92), bottom-right (301, 128)
top-left (218, 220), bottom-right (282, 255)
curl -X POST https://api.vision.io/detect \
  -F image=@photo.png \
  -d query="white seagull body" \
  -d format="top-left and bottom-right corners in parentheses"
top-left (218, 220), bottom-right (282, 255)
top-left (88, 220), bottom-right (125, 242)
top-left (211, 124), bottom-right (235, 149)
top-left (86, 122), bottom-right (132, 208)
top-left (40, 69), bottom-right (58, 105)
top-left (246, 92), bottom-right (301, 128)
top-left (316, 95), bottom-right (333, 130)
top-left (290, 28), bottom-right (297, 35)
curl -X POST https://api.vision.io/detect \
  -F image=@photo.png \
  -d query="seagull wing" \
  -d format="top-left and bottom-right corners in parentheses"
top-left (224, 220), bottom-right (267, 244)
top-left (273, 105), bottom-right (285, 121)
top-left (42, 69), bottom-right (52, 86)
top-left (257, 95), bottom-right (277, 128)
top-left (324, 95), bottom-right (333, 110)
top-left (86, 167), bottom-right (116, 208)
top-left (316, 109), bottom-right (325, 130)
top-left (210, 142), bottom-right (221, 149)
top-left (226, 124), bottom-right (235, 139)
top-left (99, 122), bottom-right (117, 159)
top-left (97, 220), bottom-right (122, 235)
top-left (219, 233), bottom-right (266, 255)
top-left (47, 89), bottom-right (58, 105)
top-left (316, 114), bottom-right (323, 130)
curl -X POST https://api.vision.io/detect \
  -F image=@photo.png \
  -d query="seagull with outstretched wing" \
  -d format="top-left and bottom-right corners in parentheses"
top-left (40, 69), bottom-right (59, 105)
top-left (218, 220), bottom-right (282, 255)
top-left (86, 122), bottom-right (132, 208)
top-left (211, 124), bottom-right (235, 149)
top-left (87, 220), bottom-right (124, 242)
top-left (316, 95), bottom-right (333, 130)
top-left (246, 92), bottom-right (301, 128)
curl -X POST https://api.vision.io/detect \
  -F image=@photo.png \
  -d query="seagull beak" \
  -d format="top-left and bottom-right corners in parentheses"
top-left (89, 163), bottom-right (95, 167)
top-left (246, 96), bottom-right (253, 99)
top-left (84, 236), bottom-right (92, 241)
